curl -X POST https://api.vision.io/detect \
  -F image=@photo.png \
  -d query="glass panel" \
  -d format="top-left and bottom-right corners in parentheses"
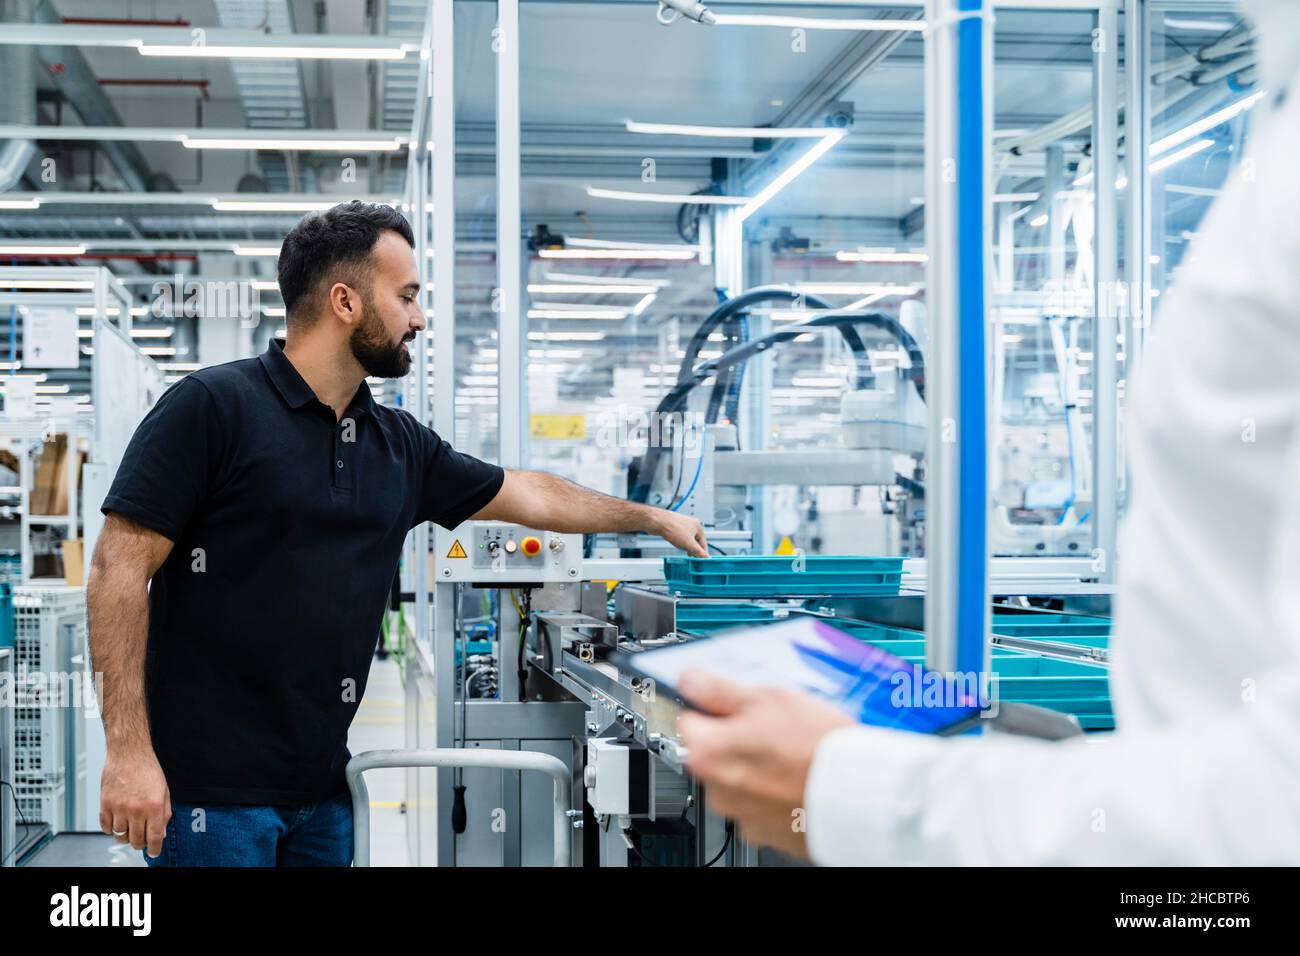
top-left (1149, 7), bottom-right (1259, 301)
top-left (516, 3), bottom-right (927, 558)
top-left (989, 8), bottom-right (1098, 558)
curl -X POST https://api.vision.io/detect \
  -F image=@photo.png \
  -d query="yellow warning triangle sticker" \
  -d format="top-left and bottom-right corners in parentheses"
top-left (775, 536), bottom-right (796, 556)
top-left (446, 539), bottom-right (468, 559)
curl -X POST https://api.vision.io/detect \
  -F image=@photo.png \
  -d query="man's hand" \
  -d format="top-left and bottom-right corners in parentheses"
top-left (100, 746), bottom-right (172, 857)
top-left (676, 671), bottom-right (853, 859)
top-left (472, 470), bottom-right (710, 556)
top-left (651, 510), bottom-right (709, 557)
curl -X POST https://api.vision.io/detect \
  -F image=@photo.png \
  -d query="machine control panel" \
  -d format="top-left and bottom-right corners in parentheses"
top-left (435, 521), bottom-right (583, 583)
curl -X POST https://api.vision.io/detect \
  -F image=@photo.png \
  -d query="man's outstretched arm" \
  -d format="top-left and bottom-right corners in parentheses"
top-left (472, 469), bottom-right (709, 557)
top-left (86, 512), bottom-right (176, 858)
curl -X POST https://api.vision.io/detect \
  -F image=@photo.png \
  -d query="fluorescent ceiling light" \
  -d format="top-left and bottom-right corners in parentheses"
top-left (211, 199), bottom-right (339, 212)
top-left (538, 248), bottom-right (696, 261)
top-left (993, 192), bottom-right (1041, 203)
top-left (791, 376), bottom-right (847, 387)
top-left (184, 135), bottom-right (403, 152)
top-left (0, 198), bottom-right (40, 210)
top-left (625, 120), bottom-right (831, 139)
top-left (1029, 213), bottom-right (1050, 228)
top-left (527, 331), bottom-right (606, 341)
top-left (528, 308), bottom-right (629, 320)
top-left (1075, 136), bottom-right (1218, 188)
top-left (585, 186), bottom-right (749, 205)
top-left (0, 277), bottom-right (93, 289)
top-left (1150, 91), bottom-right (1265, 157)
top-left (136, 42), bottom-right (409, 61)
top-left (0, 243), bottom-right (86, 255)
top-left (260, 307), bottom-right (287, 317)
top-left (795, 283), bottom-right (920, 296)
top-left (1162, 17), bottom-right (1239, 32)
top-left (543, 271), bottom-right (671, 288)
top-left (1150, 138), bottom-right (1215, 174)
top-left (562, 237), bottom-right (686, 251)
top-left (529, 348), bottom-right (584, 359)
top-left (250, 280), bottom-right (280, 292)
top-left (528, 283), bottom-right (659, 295)
top-left (631, 293), bottom-right (657, 317)
top-left (834, 250), bottom-right (928, 264)
top-left (233, 244), bottom-right (281, 257)
top-left (711, 14), bottom-right (923, 31)
top-left (844, 292), bottom-right (888, 310)
top-left (739, 129), bottom-right (845, 222)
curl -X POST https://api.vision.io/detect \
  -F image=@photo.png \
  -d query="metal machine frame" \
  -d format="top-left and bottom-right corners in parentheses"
top-left (386, 0), bottom-right (1133, 867)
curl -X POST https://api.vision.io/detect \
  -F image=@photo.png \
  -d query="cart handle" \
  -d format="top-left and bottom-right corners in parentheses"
top-left (345, 748), bottom-right (573, 867)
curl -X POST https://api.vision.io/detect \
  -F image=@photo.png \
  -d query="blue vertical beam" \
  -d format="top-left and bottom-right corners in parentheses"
top-left (924, 0), bottom-right (990, 685)
top-left (955, 0), bottom-right (988, 679)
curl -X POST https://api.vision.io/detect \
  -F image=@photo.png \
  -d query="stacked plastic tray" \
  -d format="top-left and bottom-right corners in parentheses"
top-left (663, 555), bottom-right (903, 597)
top-left (839, 620), bottom-right (1115, 732)
top-left (992, 612), bottom-right (1111, 652)
top-left (673, 602), bottom-right (787, 635)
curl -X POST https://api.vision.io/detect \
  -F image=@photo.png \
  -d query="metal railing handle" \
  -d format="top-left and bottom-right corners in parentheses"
top-left (345, 748), bottom-right (573, 867)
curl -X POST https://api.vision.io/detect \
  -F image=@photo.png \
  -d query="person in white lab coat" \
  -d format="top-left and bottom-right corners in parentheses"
top-left (677, 0), bottom-right (1300, 865)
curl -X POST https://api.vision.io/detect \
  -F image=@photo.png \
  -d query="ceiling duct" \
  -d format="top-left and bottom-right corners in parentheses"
top-left (0, 0), bottom-right (36, 192)
top-left (213, 0), bottom-right (313, 192)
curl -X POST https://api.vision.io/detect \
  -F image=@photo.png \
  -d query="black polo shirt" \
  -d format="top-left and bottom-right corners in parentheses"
top-left (101, 339), bottom-right (504, 806)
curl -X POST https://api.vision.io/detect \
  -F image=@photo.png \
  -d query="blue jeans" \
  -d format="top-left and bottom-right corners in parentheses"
top-left (143, 788), bottom-right (353, 867)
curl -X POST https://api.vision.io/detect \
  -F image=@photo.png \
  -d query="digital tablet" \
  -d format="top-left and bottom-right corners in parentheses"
top-left (614, 617), bottom-right (986, 735)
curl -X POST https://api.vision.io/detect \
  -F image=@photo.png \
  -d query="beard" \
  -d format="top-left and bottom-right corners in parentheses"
top-left (349, 296), bottom-right (413, 378)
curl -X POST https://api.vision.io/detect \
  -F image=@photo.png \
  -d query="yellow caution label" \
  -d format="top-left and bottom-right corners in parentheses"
top-left (446, 539), bottom-right (468, 559)
top-left (775, 536), bottom-right (796, 556)
top-left (530, 414), bottom-right (586, 440)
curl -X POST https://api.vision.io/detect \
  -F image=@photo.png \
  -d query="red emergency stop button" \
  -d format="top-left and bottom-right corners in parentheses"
top-left (521, 536), bottom-right (541, 557)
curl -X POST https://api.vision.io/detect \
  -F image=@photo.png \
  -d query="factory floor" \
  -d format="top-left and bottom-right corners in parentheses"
top-left (21, 653), bottom-right (411, 868)
top-left (346, 652), bottom-right (410, 867)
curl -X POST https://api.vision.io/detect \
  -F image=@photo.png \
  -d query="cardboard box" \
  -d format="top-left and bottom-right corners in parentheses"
top-left (50, 448), bottom-right (85, 516)
top-left (61, 539), bottom-right (84, 587)
top-left (30, 433), bottom-right (66, 516)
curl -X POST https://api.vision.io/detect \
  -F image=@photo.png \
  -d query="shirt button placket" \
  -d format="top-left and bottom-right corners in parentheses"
top-left (333, 421), bottom-right (348, 490)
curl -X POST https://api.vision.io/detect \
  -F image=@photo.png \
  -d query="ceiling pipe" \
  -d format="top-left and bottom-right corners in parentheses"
top-left (0, 0), bottom-right (36, 192)
top-left (31, 0), bottom-right (155, 192)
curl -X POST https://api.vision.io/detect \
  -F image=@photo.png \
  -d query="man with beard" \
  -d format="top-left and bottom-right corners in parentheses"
top-left (87, 201), bottom-right (708, 866)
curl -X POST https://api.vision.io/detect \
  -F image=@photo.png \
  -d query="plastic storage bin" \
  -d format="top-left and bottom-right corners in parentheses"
top-left (663, 556), bottom-right (903, 597)
top-left (673, 602), bottom-right (788, 635)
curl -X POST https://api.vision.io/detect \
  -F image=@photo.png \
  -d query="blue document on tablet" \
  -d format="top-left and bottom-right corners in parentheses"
top-left (617, 617), bottom-right (986, 735)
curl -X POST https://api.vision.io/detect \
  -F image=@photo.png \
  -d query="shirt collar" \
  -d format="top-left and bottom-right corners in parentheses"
top-left (347, 378), bottom-right (377, 418)
top-left (259, 338), bottom-right (317, 409)
top-left (259, 338), bottom-right (378, 418)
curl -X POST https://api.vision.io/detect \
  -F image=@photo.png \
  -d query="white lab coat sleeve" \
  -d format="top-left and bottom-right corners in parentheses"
top-left (806, 408), bottom-right (1300, 868)
top-left (805, 677), bottom-right (1300, 865)
top-left (806, 410), bottom-right (1300, 868)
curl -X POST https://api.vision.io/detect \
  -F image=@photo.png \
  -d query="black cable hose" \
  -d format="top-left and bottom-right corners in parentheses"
top-left (722, 313), bottom-right (749, 426)
top-left (705, 315), bottom-right (744, 424)
top-left (676, 286), bottom-right (874, 392)
top-left (630, 309), bottom-right (927, 505)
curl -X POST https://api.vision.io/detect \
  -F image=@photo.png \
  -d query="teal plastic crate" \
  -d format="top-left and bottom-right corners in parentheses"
top-left (0, 582), bottom-right (12, 649)
top-left (991, 650), bottom-right (1114, 729)
top-left (843, 618), bottom-right (1115, 732)
top-left (674, 603), bottom-right (787, 635)
top-left (992, 612), bottom-right (1111, 645)
top-left (664, 555), bottom-right (903, 597)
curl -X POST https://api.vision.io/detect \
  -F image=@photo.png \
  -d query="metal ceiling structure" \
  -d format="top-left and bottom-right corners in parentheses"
top-left (0, 0), bottom-right (1259, 421)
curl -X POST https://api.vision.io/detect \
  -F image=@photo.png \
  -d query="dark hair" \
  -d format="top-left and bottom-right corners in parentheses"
top-left (277, 201), bottom-right (415, 325)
